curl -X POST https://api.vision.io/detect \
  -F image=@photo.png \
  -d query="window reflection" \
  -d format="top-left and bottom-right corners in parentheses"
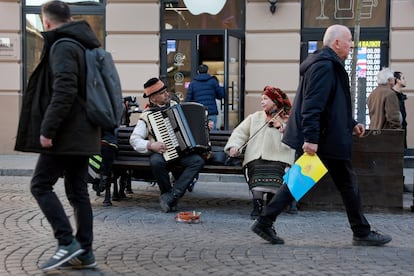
top-left (164, 0), bottom-right (243, 30)
top-left (24, 14), bottom-right (104, 84)
top-left (303, 0), bottom-right (387, 28)
top-left (25, 0), bottom-right (100, 6)
top-left (166, 39), bottom-right (192, 100)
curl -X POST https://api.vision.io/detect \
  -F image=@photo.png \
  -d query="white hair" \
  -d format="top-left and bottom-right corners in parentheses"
top-left (323, 24), bottom-right (349, 47)
top-left (376, 67), bottom-right (394, 85)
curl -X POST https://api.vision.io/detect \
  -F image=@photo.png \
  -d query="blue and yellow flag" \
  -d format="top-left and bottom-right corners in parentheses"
top-left (283, 153), bottom-right (328, 201)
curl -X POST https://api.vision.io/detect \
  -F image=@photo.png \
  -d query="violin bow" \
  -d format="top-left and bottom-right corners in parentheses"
top-left (237, 108), bottom-right (285, 153)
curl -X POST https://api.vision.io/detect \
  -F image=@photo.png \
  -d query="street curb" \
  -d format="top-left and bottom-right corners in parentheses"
top-left (0, 169), bottom-right (33, 177)
top-left (198, 173), bottom-right (244, 183)
top-left (0, 169), bottom-right (245, 183)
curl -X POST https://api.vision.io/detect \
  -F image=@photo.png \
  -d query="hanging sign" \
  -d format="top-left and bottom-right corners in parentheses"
top-left (183, 0), bottom-right (227, 15)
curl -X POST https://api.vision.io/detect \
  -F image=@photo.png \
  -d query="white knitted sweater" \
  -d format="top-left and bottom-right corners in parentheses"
top-left (224, 111), bottom-right (295, 167)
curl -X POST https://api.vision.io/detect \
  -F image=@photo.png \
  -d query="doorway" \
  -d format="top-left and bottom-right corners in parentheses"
top-left (160, 31), bottom-right (244, 130)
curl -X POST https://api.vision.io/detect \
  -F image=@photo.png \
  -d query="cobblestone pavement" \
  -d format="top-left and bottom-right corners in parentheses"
top-left (0, 175), bottom-right (413, 276)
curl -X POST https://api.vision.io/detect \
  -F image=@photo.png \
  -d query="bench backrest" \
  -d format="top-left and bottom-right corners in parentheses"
top-left (116, 127), bottom-right (234, 161)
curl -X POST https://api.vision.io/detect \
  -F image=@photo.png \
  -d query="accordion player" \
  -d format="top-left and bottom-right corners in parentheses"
top-left (147, 103), bottom-right (210, 161)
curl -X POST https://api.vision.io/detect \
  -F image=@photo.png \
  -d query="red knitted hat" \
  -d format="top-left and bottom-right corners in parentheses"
top-left (262, 86), bottom-right (292, 115)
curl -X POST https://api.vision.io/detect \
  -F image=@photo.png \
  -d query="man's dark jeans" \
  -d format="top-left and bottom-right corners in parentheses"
top-left (262, 158), bottom-right (371, 237)
top-left (150, 152), bottom-right (205, 197)
top-left (30, 154), bottom-right (93, 251)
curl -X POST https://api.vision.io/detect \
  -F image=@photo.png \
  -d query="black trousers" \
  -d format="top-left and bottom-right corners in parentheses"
top-left (30, 154), bottom-right (93, 251)
top-left (150, 152), bottom-right (204, 198)
top-left (262, 158), bottom-right (371, 237)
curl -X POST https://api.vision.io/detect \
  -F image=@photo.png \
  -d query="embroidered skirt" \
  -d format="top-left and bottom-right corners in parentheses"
top-left (245, 159), bottom-right (289, 191)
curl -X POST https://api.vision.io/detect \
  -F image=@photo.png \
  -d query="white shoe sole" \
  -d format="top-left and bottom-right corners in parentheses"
top-left (41, 248), bottom-right (85, 272)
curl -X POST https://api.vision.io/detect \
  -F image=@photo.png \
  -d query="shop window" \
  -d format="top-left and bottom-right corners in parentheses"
top-left (163, 0), bottom-right (244, 30)
top-left (304, 0), bottom-right (388, 28)
top-left (23, 1), bottom-right (104, 87)
top-left (301, 1), bottom-right (390, 126)
top-left (25, 0), bottom-right (100, 6)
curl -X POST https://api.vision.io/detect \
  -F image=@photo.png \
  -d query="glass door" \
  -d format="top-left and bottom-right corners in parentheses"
top-left (223, 30), bottom-right (244, 130)
top-left (160, 30), bottom-right (245, 130)
top-left (160, 34), bottom-right (197, 102)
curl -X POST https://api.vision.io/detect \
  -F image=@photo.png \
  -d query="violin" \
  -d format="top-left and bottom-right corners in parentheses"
top-left (267, 109), bottom-right (288, 131)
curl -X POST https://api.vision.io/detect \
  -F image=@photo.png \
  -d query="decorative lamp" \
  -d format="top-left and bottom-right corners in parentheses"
top-left (269, 0), bottom-right (277, 14)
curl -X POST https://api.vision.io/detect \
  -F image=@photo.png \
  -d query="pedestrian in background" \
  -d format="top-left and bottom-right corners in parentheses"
top-left (250, 24), bottom-right (392, 246)
top-left (367, 67), bottom-right (401, 130)
top-left (392, 71), bottom-right (408, 150)
top-left (14, 0), bottom-right (99, 271)
top-left (224, 86), bottom-right (296, 219)
top-left (186, 64), bottom-right (224, 130)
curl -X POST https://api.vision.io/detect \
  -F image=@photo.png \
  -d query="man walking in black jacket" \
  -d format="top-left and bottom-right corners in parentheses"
top-left (15, 0), bottom-right (100, 271)
top-left (251, 24), bottom-right (392, 247)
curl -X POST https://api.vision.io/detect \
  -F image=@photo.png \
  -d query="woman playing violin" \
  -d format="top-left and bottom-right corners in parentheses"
top-left (224, 86), bottom-right (297, 219)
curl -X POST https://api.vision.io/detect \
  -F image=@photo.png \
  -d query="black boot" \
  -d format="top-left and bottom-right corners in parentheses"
top-left (102, 177), bottom-right (112, 207)
top-left (286, 200), bottom-right (298, 214)
top-left (266, 192), bottom-right (274, 205)
top-left (250, 199), bottom-right (264, 220)
top-left (118, 176), bottom-right (127, 199)
top-left (251, 218), bottom-right (284, 244)
top-left (160, 192), bottom-right (177, 213)
top-left (112, 177), bottom-right (120, 201)
top-left (123, 173), bottom-right (133, 194)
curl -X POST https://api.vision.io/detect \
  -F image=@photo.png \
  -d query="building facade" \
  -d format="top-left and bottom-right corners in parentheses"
top-left (0, 0), bottom-right (413, 154)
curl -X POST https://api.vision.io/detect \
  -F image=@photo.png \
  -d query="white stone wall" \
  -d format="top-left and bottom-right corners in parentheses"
top-left (390, 0), bottom-right (414, 148)
top-left (0, 0), bottom-right (22, 154)
top-left (1, 0), bottom-right (414, 154)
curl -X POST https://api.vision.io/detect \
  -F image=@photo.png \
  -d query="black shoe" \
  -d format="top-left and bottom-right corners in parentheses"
top-left (250, 220), bottom-right (284, 244)
top-left (118, 191), bottom-right (127, 199)
top-left (250, 199), bottom-right (264, 220)
top-left (102, 200), bottom-right (112, 207)
top-left (285, 200), bottom-right (298, 214)
top-left (187, 175), bottom-right (199, 192)
top-left (160, 192), bottom-right (174, 213)
top-left (170, 204), bottom-right (178, 212)
top-left (286, 207), bottom-right (298, 214)
top-left (352, 231), bottom-right (392, 246)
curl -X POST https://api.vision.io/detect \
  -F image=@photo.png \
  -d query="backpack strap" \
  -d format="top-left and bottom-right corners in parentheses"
top-left (49, 38), bottom-right (88, 108)
top-left (49, 37), bottom-right (86, 57)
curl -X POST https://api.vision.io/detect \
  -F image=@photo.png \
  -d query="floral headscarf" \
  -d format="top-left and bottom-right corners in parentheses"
top-left (263, 86), bottom-right (292, 115)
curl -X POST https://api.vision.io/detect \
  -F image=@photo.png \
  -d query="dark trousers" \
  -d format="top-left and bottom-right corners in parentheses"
top-left (150, 152), bottom-right (204, 197)
top-left (101, 143), bottom-right (117, 177)
top-left (262, 158), bottom-right (371, 237)
top-left (30, 154), bottom-right (93, 251)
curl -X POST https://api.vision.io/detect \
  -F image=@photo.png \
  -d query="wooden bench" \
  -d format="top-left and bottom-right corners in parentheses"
top-left (111, 126), bottom-right (243, 188)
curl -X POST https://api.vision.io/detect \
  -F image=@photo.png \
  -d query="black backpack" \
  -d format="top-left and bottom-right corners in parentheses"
top-left (50, 38), bottom-right (123, 130)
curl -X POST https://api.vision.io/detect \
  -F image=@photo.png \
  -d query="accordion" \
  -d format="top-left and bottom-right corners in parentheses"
top-left (147, 103), bottom-right (210, 161)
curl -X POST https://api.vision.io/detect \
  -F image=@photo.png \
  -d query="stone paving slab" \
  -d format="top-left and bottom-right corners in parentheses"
top-left (0, 176), bottom-right (413, 275)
